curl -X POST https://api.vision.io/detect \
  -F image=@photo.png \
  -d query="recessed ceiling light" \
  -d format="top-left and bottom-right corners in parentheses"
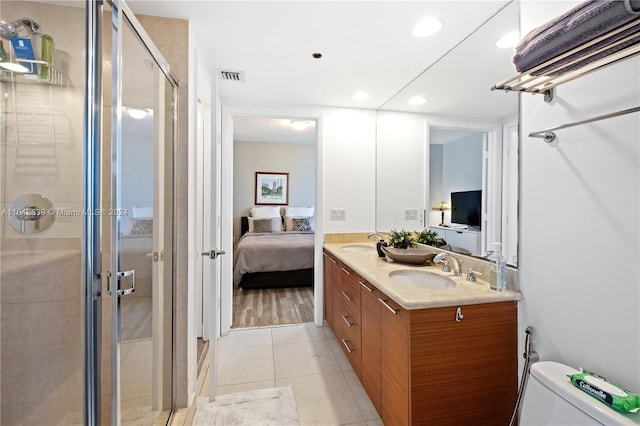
top-left (412, 17), bottom-right (443, 38)
top-left (496, 31), bottom-right (520, 48)
top-left (290, 120), bottom-right (310, 131)
top-left (126, 107), bottom-right (150, 120)
top-left (352, 91), bottom-right (371, 101)
top-left (408, 96), bottom-right (427, 105)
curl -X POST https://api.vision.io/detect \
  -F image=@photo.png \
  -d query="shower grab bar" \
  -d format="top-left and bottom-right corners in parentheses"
top-left (529, 105), bottom-right (640, 143)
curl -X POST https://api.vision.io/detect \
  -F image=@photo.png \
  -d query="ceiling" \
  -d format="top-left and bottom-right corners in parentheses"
top-left (126, 0), bottom-right (515, 142)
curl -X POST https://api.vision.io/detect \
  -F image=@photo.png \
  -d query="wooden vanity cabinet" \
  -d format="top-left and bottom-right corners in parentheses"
top-left (322, 250), bottom-right (335, 329)
top-left (323, 250), bottom-right (517, 425)
top-left (338, 263), bottom-right (362, 378)
top-left (378, 301), bottom-right (517, 426)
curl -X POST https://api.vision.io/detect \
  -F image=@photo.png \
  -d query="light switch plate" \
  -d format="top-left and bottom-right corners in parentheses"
top-left (330, 208), bottom-right (346, 221)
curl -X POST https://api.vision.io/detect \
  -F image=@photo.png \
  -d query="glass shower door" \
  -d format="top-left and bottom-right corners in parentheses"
top-left (107, 3), bottom-right (174, 424)
top-left (0, 1), bottom-right (87, 424)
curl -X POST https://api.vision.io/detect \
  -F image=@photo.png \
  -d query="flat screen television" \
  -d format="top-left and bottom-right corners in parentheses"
top-left (451, 190), bottom-right (481, 229)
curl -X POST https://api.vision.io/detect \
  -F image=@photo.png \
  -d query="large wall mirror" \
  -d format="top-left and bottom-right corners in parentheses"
top-left (375, 1), bottom-right (520, 267)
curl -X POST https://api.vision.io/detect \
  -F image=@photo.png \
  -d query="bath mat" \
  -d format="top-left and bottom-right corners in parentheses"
top-left (194, 386), bottom-right (300, 425)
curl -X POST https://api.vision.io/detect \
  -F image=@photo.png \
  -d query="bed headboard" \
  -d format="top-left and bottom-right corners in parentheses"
top-left (241, 216), bottom-right (249, 236)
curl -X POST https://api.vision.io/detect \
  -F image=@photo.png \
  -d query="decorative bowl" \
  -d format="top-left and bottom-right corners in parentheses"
top-left (380, 246), bottom-right (437, 265)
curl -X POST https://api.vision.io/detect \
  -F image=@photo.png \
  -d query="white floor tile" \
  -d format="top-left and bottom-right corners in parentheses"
top-left (343, 369), bottom-right (381, 422)
top-left (216, 344), bottom-right (275, 386)
top-left (218, 327), bottom-right (273, 351)
top-left (277, 371), bottom-right (364, 426)
top-left (213, 379), bottom-right (277, 397)
top-left (272, 323), bottom-right (327, 345)
top-left (273, 339), bottom-right (341, 379)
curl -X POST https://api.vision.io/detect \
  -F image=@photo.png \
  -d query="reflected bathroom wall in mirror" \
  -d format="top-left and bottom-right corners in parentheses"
top-left (375, 1), bottom-right (519, 267)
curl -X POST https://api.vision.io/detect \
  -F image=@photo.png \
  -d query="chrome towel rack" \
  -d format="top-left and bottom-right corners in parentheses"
top-left (530, 106), bottom-right (640, 143)
top-left (492, 19), bottom-right (640, 102)
top-left (493, 15), bottom-right (640, 142)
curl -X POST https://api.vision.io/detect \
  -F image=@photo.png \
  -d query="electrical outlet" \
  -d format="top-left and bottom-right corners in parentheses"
top-left (404, 208), bottom-right (419, 221)
top-left (330, 208), bottom-right (346, 221)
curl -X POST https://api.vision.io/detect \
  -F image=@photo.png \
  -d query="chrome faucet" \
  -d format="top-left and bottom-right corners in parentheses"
top-left (433, 252), bottom-right (462, 276)
top-left (367, 232), bottom-right (385, 242)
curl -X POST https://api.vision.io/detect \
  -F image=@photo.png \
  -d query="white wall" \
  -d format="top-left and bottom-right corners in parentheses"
top-left (518, 1), bottom-right (639, 391)
top-left (232, 141), bottom-right (316, 241)
top-left (376, 111), bottom-right (428, 231)
top-left (322, 108), bottom-right (377, 233)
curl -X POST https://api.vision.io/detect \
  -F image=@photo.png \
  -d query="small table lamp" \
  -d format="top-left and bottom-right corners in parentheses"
top-left (432, 202), bottom-right (450, 227)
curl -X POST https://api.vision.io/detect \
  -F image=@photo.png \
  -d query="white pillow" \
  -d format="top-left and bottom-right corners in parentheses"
top-left (248, 217), bottom-right (282, 233)
top-left (132, 205), bottom-right (153, 219)
top-left (284, 216), bottom-right (314, 232)
top-left (284, 206), bottom-right (314, 217)
top-left (250, 206), bottom-right (282, 218)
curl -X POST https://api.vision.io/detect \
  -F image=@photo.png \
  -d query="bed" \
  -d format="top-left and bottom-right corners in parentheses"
top-left (232, 208), bottom-right (315, 290)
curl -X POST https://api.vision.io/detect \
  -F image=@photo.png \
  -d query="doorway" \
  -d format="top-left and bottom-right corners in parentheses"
top-left (230, 115), bottom-right (317, 329)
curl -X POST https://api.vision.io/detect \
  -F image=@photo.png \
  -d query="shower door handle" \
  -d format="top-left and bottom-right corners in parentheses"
top-left (106, 269), bottom-right (136, 296)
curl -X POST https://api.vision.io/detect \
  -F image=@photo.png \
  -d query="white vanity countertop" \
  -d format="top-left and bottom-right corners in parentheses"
top-left (323, 242), bottom-right (521, 310)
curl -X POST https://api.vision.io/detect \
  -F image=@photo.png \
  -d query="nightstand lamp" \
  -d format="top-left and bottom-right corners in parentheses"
top-left (432, 202), bottom-right (450, 227)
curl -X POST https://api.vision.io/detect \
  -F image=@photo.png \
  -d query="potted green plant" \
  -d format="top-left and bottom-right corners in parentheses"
top-left (416, 229), bottom-right (443, 247)
top-left (387, 229), bottom-right (417, 249)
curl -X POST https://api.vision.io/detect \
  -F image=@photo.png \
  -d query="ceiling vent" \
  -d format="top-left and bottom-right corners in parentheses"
top-left (218, 69), bottom-right (246, 82)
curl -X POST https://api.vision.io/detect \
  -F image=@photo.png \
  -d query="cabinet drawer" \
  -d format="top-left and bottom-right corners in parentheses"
top-left (340, 266), bottom-right (361, 317)
top-left (340, 318), bottom-right (362, 377)
top-left (378, 296), bottom-right (408, 345)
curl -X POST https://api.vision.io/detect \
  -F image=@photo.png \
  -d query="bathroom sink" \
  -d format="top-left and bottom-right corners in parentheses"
top-left (388, 269), bottom-right (456, 290)
top-left (380, 246), bottom-right (437, 265)
top-left (342, 244), bottom-right (376, 253)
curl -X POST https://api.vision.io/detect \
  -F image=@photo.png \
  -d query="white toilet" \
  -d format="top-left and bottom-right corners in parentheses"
top-left (520, 361), bottom-right (640, 425)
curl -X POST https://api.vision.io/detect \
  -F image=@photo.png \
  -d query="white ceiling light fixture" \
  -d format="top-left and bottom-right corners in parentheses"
top-left (412, 17), bottom-right (443, 38)
top-left (352, 90), bottom-right (371, 101)
top-left (496, 31), bottom-right (520, 48)
top-left (408, 96), bottom-right (427, 105)
top-left (290, 120), bottom-right (310, 131)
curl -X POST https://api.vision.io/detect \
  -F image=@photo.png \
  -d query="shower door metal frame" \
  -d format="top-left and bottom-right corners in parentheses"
top-left (84, 0), bottom-right (179, 423)
top-left (84, 1), bottom-right (103, 424)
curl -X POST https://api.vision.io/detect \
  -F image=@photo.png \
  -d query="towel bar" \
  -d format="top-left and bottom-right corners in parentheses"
top-left (492, 19), bottom-right (640, 102)
top-left (529, 106), bottom-right (640, 143)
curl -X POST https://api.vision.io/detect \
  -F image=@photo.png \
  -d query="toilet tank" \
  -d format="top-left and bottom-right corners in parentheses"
top-left (520, 361), bottom-right (640, 426)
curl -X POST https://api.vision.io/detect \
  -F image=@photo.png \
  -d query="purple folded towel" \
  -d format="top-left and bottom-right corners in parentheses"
top-left (513, 0), bottom-right (640, 75)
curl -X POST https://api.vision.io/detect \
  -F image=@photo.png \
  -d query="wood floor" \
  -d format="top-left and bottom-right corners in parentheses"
top-left (232, 286), bottom-right (315, 328)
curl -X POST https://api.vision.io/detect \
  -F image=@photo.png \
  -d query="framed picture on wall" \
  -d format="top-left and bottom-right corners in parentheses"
top-left (255, 172), bottom-right (289, 205)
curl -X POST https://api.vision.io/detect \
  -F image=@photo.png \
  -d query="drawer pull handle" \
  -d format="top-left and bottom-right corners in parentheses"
top-left (341, 267), bottom-right (351, 276)
top-left (329, 258), bottom-right (337, 264)
top-left (323, 252), bottom-right (327, 257)
top-left (341, 291), bottom-right (351, 302)
top-left (378, 298), bottom-right (398, 315)
top-left (341, 339), bottom-right (353, 353)
top-left (360, 281), bottom-right (373, 292)
top-left (342, 315), bottom-right (352, 327)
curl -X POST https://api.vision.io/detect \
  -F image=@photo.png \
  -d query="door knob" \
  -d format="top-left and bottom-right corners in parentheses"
top-left (201, 249), bottom-right (226, 259)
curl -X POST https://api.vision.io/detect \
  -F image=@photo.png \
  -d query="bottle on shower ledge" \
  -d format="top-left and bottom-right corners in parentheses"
top-left (39, 34), bottom-right (54, 81)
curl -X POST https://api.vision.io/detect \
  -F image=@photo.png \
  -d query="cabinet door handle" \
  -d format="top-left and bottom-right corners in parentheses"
top-left (341, 267), bottom-right (351, 276)
top-left (323, 252), bottom-right (327, 257)
top-left (341, 339), bottom-right (353, 353)
top-left (329, 258), bottom-right (337, 264)
top-left (341, 291), bottom-right (351, 302)
top-left (360, 281), bottom-right (373, 292)
top-left (378, 298), bottom-right (398, 315)
top-left (342, 315), bottom-right (353, 327)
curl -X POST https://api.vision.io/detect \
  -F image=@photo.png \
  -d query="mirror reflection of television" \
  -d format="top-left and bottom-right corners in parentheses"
top-left (451, 190), bottom-right (481, 229)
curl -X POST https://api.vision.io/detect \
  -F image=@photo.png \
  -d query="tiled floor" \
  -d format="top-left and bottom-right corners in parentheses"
top-left (187, 323), bottom-right (383, 426)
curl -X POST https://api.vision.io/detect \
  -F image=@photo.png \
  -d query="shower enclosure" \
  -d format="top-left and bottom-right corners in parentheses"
top-left (0, 1), bottom-right (177, 424)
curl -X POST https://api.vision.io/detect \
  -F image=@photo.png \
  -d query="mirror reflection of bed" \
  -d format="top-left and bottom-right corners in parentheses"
top-left (232, 116), bottom-right (317, 328)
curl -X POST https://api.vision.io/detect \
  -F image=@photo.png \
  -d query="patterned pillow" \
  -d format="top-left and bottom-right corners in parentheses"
top-left (291, 217), bottom-right (312, 232)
